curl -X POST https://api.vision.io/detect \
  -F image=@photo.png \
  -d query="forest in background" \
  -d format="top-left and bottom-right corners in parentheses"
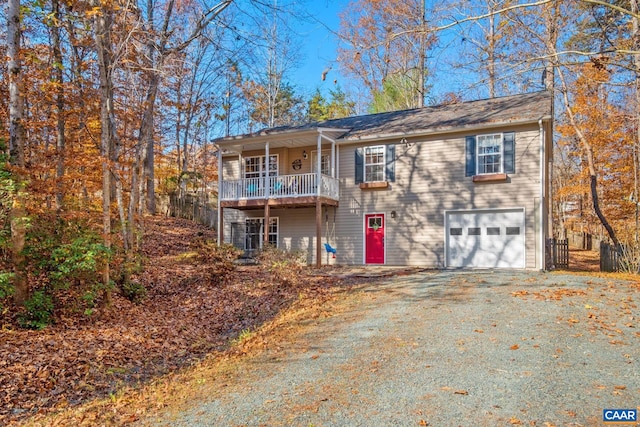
top-left (2, 0), bottom-right (640, 325)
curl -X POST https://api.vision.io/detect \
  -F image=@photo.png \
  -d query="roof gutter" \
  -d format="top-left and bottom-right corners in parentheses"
top-left (336, 116), bottom-right (553, 144)
top-left (214, 127), bottom-right (349, 146)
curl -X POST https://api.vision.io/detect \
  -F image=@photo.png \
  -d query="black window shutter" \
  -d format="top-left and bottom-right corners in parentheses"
top-left (355, 147), bottom-right (364, 184)
top-left (465, 136), bottom-right (476, 177)
top-left (503, 131), bottom-right (515, 174)
top-left (385, 144), bottom-right (395, 182)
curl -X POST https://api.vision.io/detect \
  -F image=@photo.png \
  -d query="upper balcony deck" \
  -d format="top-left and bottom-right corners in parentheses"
top-left (219, 173), bottom-right (339, 209)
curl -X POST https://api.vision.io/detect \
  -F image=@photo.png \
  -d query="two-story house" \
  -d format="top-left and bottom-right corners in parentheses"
top-left (214, 91), bottom-right (553, 269)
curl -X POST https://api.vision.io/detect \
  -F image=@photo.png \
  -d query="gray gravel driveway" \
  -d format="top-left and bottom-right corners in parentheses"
top-left (149, 270), bottom-right (639, 426)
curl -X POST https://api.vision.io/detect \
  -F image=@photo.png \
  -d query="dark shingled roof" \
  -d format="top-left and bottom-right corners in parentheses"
top-left (216, 91), bottom-right (552, 143)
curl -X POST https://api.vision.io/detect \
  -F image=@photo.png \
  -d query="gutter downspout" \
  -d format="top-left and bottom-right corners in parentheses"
top-left (539, 118), bottom-right (546, 270)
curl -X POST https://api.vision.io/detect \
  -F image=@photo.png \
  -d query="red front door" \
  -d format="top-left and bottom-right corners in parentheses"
top-left (365, 214), bottom-right (385, 264)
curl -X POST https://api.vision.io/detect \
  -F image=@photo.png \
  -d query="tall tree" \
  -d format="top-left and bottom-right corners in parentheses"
top-left (307, 86), bottom-right (356, 121)
top-left (235, 0), bottom-right (303, 129)
top-left (90, 0), bottom-right (117, 304)
top-left (337, 0), bottom-right (436, 110)
top-left (446, 0), bottom-right (507, 97)
top-left (7, 0), bottom-right (28, 305)
top-left (136, 0), bottom-right (232, 215)
top-left (244, 81), bottom-right (305, 128)
top-left (556, 62), bottom-right (633, 242)
top-left (50, 0), bottom-right (66, 211)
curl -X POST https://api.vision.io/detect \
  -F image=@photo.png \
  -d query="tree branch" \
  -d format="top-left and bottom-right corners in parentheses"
top-left (170, 0), bottom-right (233, 54)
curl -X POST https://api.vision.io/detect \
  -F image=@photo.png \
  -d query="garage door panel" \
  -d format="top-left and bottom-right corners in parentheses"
top-left (446, 209), bottom-right (525, 268)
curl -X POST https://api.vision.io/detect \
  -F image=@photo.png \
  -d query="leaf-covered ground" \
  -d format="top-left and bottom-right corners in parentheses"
top-left (0, 216), bottom-right (362, 426)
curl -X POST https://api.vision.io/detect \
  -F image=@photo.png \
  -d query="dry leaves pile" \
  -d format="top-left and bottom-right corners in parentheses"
top-left (0, 216), bottom-right (355, 426)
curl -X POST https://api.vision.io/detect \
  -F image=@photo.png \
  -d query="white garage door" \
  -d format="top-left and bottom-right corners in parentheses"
top-left (446, 209), bottom-right (525, 268)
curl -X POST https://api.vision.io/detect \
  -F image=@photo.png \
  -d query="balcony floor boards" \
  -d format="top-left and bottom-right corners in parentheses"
top-left (221, 196), bottom-right (338, 210)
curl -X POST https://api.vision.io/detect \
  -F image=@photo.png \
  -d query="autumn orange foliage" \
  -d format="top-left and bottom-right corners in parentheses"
top-left (556, 63), bottom-right (636, 242)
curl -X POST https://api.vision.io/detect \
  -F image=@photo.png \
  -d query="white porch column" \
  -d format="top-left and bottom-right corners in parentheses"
top-left (217, 147), bottom-right (223, 245)
top-left (331, 138), bottom-right (336, 178)
top-left (316, 132), bottom-right (322, 195)
top-left (264, 141), bottom-right (270, 199)
top-left (316, 132), bottom-right (323, 267)
top-left (264, 141), bottom-right (270, 247)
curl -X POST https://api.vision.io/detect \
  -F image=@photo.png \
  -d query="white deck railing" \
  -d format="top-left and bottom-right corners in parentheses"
top-left (220, 173), bottom-right (339, 201)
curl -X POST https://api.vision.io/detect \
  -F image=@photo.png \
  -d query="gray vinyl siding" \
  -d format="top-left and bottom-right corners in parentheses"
top-left (222, 208), bottom-right (246, 246)
top-left (241, 208), bottom-right (337, 265)
top-left (221, 157), bottom-right (245, 248)
top-left (222, 156), bottom-right (241, 180)
top-left (334, 124), bottom-right (542, 268)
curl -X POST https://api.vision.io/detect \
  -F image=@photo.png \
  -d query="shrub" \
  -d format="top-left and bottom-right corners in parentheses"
top-left (23, 220), bottom-right (114, 315)
top-left (618, 243), bottom-right (640, 274)
top-left (0, 142), bottom-right (16, 255)
top-left (18, 290), bottom-right (54, 330)
top-left (121, 280), bottom-right (147, 304)
top-left (49, 235), bottom-right (112, 289)
top-left (191, 240), bottom-right (242, 285)
top-left (255, 245), bottom-right (306, 285)
top-left (0, 272), bottom-right (14, 312)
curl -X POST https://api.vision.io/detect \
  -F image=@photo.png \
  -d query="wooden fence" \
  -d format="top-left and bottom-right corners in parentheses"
top-left (546, 238), bottom-right (569, 269)
top-left (565, 231), bottom-right (607, 251)
top-left (162, 193), bottom-right (217, 229)
top-left (600, 242), bottom-right (621, 272)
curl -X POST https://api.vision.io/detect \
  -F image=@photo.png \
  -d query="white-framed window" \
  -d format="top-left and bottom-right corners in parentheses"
top-left (245, 217), bottom-right (278, 251)
top-left (476, 134), bottom-right (502, 175)
top-left (364, 145), bottom-right (385, 182)
top-left (244, 155), bottom-right (278, 179)
top-left (368, 215), bottom-right (383, 229)
top-left (311, 150), bottom-right (331, 175)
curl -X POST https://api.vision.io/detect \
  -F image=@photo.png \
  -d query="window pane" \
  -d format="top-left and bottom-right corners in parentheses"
top-left (312, 152), bottom-right (331, 175)
top-left (321, 154), bottom-right (330, 175)
top-left (245, 218), bottom-right (278, 249)
top-left (268, 218), bottom-right (278, 246)
top-left (450, 227), bottom-right (463, 236)
top-left (268, 155), bottom-right (278, 176)
top-left (468, 227), bottom-right (481, 235)
top-left (245, 155), bottom-right (278, 178)
top-left (245, 219), bottom-right (262, 250)
top-left (365, 165), bottom-right (384, 182)
top-left (487, 227), bottom-right (500, 235)
top-left (368, 217), bottom-right (382, 228)
top-left (245, 157), bottom-right (261, 179)
top-left (506, 227), bottom-right (521, 235)
top-left (477, 134), bottom-right (502, 175)
top-left (364, 146), bottom-right (385, 182)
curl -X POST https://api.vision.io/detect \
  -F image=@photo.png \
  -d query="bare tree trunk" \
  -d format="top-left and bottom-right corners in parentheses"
top-left (8, 0), bottom-right (28, 306)
top-left (65, 11), bottom-right (90, 207)
top-left (487, 1), bottom-right (496, 98)
top-left (112, 172), bottom-right (130, 258)
top-left (142, 72), bottom-right (161, 214)
top-left (140, 0), bottom-right (233, 212)
top-left (543, 1), bottom-right (557, 240)
top-left (418, 0), bottom-right (426, 107)
top-left (52, 0), bottom-right (66, 212)
top-left (92, 0), bottom-right (115, 306)
top-left (128, 148), bottom-right (140, 251)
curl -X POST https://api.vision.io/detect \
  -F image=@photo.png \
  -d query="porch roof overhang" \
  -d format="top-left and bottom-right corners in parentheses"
top-left (214, 127), bottom-right (349, 156)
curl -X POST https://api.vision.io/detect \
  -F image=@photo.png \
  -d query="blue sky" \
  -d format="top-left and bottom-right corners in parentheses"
top-left (292, 1), bottom-right (350, 97)
top-left (282, 0), bottom-right (516, 106)
top-left (289, 0), bottom-right (470, 104)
